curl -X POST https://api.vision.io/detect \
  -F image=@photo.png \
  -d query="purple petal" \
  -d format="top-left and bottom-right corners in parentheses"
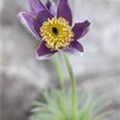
top-left (29, 0), bottom-right (47, 14)
top-left (37, 10), bottom-right (53, 24)
top-left (70, 41), bottom-right (84, 52)
top-left (72, 20), bottom-right (91, 41)
top-left (46, 0), bottom-right (56, 15)
top-left (63, 41), bottom-right (84, 54)
top-left (57, 0), bottom-right (72, 25)
top-left (18, 12), bottom-right (41, 40)
top-left (28, 0), bottom-right (53, 22)
top-left (36, 41), bottom-right (57, 60)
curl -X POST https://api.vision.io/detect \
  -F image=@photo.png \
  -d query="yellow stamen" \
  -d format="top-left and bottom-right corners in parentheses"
top-left (40, 17), bottom-right (74, 50)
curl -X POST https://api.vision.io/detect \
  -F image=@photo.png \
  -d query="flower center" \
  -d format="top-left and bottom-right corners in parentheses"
top-left (52, 27), bottom-right (59, 35)
top-left (40, 17), bottom-right (74, 50)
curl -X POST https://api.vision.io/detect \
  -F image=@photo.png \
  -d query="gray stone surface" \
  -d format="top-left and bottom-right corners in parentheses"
top-left (1, 0), bottom-right (119, 120)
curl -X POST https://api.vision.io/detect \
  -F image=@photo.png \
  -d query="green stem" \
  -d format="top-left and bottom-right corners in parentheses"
top-left (64, 54), bottom-right (78, 120)
top-left (54, 54), bottom-right (64, 90)
top-left (54, 54), bottom-right (69, 118)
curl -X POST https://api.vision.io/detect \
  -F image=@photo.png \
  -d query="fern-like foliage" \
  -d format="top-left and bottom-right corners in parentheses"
top-left (30, 90), bottom-right (109, 120)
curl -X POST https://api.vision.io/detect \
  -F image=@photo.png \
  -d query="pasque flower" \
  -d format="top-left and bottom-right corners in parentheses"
top-left (19, 0), bottom-right (90, 59)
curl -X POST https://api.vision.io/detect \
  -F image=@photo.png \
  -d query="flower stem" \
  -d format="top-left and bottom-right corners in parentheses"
top-left (54, 54), bottom-right (64, 90)
top-left (64, 54), bottom-right (78, 120)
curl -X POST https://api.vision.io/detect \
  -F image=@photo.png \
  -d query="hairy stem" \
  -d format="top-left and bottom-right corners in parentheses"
top-left (54, 54), bottom-right (64, 90)
top-left (64, 54), bottom-right (78, 120)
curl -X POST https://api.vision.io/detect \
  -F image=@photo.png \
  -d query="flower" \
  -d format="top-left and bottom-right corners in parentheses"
top-left (19, 0), bottom-right (90, 59)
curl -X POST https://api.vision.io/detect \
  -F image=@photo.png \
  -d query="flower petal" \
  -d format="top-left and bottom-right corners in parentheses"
top-left (57, 0), bottom-right (72, 25)
top-left (37, 10), bottom-right (53, 24)
top-left (29, 0), bottom-right (47, 14)
top-left (28, 0), bottom-right (53, 22)
top-left (72, 20), bottom-right (91, 41)
top-left (18, 12), bottom-right (41, 40)
top-left (70, 41), bottom-right (84, 52)
top-left (46, 0), bottom-right (56, 15)
top-left (63, 41), bottom-right (84, 54)
top-left (36, 41), bottom-right (57, 60)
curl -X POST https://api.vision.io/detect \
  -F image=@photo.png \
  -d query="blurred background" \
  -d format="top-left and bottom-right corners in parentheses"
top-left (0, 0), bottom-right (120, 120)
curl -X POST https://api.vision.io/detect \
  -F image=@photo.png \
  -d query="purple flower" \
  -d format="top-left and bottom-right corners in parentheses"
top-left (19, 0), bottom-right (90, 60)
